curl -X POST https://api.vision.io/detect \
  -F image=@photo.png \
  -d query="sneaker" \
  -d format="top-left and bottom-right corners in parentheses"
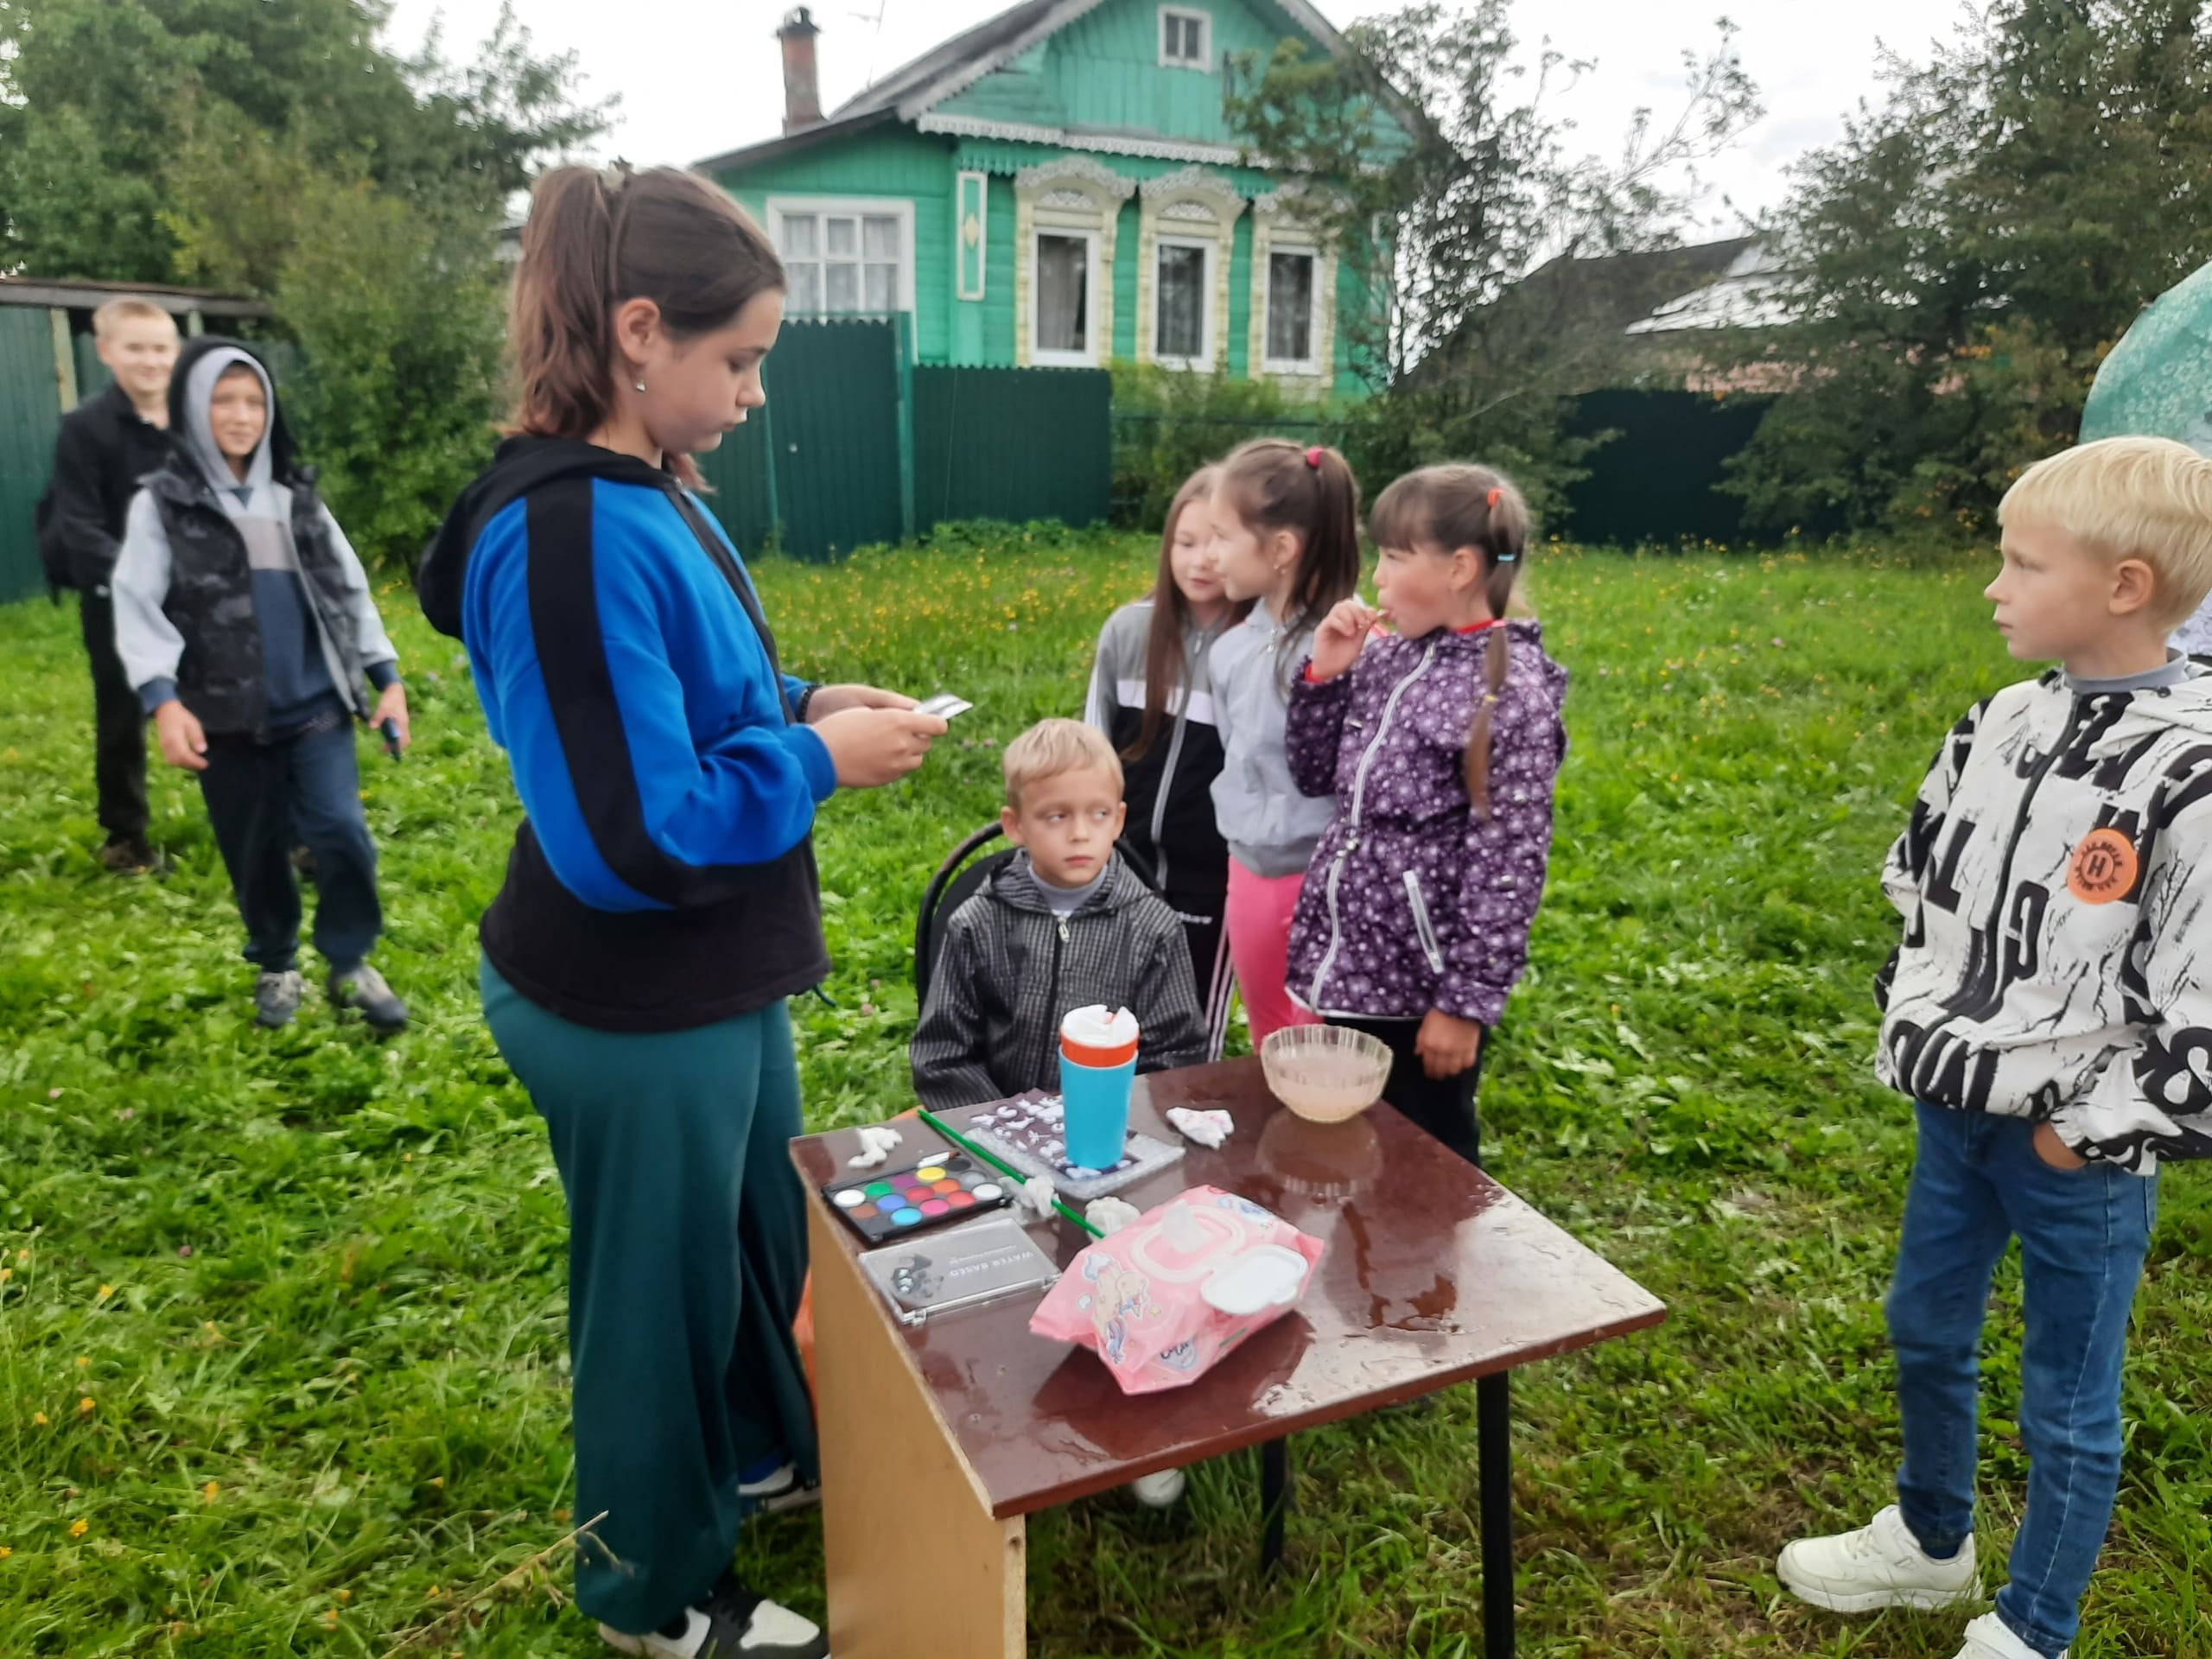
top-left (1128, 1467), bottom-right (1186, 1509)
top-left (1777, 1503), bottom-right (1979, 1613)
top-left (99, 836), bottom-right (161, 874)
top-left (327, 964), bottom-right (407, 1033)
top-left (736, 1460), bottom-right (820, 1516)
top-left (599, 1573), bottom-right (826, 1658)
top-left (1955, 1611), bottom-right (2064, 1659)
top-left (255, 970), bottom-right (304, 1030)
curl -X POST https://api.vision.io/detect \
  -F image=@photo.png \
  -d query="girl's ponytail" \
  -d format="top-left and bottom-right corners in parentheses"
top-left (508, 165), bottom-right (785, 480)
top-left (1217, 438), bottom-right (1363, 688)
top-left (1370, 464), bottom-right (1532, 819)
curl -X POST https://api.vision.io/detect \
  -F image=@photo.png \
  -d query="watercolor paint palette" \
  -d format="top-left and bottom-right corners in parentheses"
top-left (823, 1152), bottom-right (1013, 1244)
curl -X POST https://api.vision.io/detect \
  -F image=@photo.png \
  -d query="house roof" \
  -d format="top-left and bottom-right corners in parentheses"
top-left (0, 276), bottom-right (269, 318)
top-left (830, 0), bottom-right (1353, 124)
top-left (698, 0), bottom-right (1371, 175)
top-left (1625, 240), bottom-right (1793, 334)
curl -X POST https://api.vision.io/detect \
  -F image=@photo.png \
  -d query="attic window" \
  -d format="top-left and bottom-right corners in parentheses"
top-left (1160, 7), bottom-right (1211, 69)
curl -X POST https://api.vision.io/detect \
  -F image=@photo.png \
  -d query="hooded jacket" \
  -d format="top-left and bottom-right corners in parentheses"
top-left (1083, 598), bottom-right (1236, 900)
top-left (1208, 602), bottom-right (1338, 877)
top-left (1877, 662), bottom-right (2212, 1173)
top-left (110, 339), bottom-right (397, 736)
top-left (1283, 620), bottom-right (1568, 1026)
top-left (909, 851), bottom-right (1208, 1112)
top-left (421, 435), bottom-right (832, 1033)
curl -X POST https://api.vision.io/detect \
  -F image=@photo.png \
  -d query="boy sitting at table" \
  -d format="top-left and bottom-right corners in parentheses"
top-left (911, 718), bottom-right (1206, 1113)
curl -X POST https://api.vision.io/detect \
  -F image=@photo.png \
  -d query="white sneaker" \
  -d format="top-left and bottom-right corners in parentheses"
top-left (1777, 1503), bottom-right (1980, 1612)
top-left (599, 1573), bottom-right (826, 1657)
top-left (1955, 1611), bottom-right (2064, 1659)
top-left (1128, 1467), bottom-right (1186, 1509)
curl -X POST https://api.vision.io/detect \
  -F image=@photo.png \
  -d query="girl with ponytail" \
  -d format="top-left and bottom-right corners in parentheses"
top-left (1281, 464), bottom-right (1567, 1165)
top-left (1204, 437), bottom-right (1363, 1045)
top-left (418, 166), bottom-right (946, 1659)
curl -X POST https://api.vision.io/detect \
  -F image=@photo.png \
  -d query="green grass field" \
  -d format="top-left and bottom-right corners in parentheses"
top-left (2, 528), bottom-right (2206, 1658)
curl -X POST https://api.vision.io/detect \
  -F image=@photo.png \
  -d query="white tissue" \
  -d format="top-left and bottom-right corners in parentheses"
top-left (1084, 1197), bottom-right (1142, 1236)
top-left (846, 1125), bottom-right (904, 1169)
top-left (1018, 1175), bottom-right (1059, 1217)
top-left (1165, 1107), bottom-right (1234, 1149)
top-left (1059, 1004), bottom-right (1139, 1049)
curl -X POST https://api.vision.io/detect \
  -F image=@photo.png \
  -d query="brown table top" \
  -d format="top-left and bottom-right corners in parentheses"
top-left (790, 1058), bottom-right (1667, 1520)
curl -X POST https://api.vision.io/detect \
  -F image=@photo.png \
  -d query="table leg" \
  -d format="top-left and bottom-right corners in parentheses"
top-left (808, 1202), bottom-right (1026, 1659)
top-left (1477, 1372), bottom-right (1515, 1657)
top-left (1259, 1436), bottom-right (1288, 1573)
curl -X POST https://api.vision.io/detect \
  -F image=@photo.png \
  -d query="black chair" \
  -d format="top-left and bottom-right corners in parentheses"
top-left (913, 823), bottom-right (1159, 1003)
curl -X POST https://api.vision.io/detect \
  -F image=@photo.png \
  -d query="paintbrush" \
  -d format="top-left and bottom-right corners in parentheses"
top-left (913, 1105), bottom-right (1103, 1237)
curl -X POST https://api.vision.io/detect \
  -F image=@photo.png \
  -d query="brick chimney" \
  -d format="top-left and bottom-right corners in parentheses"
top-left (779, 7), bottom-right (823, 134)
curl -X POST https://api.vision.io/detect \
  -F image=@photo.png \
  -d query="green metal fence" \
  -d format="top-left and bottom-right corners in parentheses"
top-left (0, 310), bottom-right (66, 602)
top-left (694, 315), bottom-right (1108, 561)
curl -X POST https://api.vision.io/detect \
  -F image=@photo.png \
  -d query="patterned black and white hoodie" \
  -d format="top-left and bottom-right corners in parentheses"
top-left (1877, 657), bottom-right (2212, 1173)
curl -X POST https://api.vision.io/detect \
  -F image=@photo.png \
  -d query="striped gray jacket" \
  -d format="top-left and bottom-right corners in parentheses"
top-left (910, 851), bottom-right (1206, 1112)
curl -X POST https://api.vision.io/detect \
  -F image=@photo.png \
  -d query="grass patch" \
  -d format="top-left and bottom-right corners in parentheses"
top-left (2, 526), bottom-right (2205, 1656)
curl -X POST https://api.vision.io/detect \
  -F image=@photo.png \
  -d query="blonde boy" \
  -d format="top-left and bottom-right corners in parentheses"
top-left (38, 298), bottom-right (180, 870)
top-left (1779, 437), bottom-right (2212, 1659)
top-left (910, 719), bottom-right (1205, 1113)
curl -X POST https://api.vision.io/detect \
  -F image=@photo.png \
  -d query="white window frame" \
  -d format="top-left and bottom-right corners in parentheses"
top-left (1158, 6), bottom-right (1211, 70)
top-left (1151, 232), bottom-right (1214, 370)
top-left (765, 195), bottom-right (917, 321)
top-left (1030, 226), bottom-right (1101, 367)
top-left (1262, 242), bottom-right (1323, 375)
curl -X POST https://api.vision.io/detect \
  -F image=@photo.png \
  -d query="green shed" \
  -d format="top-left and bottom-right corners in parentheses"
top-left (703, 0), bottom-right (1406, 402)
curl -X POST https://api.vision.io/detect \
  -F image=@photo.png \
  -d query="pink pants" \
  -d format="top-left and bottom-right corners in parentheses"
top-left (1225, 857), bottom-right (1322, 1047)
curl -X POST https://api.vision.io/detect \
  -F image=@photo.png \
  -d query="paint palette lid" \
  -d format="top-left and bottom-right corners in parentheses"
top-left (859, 1219), bottom-right (1063, 1327)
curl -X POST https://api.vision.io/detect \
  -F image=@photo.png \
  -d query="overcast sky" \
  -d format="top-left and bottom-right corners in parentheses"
top-left (385, 0), bottom-right (1972, 233)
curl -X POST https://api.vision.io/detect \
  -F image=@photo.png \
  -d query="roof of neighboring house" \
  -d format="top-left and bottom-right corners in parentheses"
top-left (0, 276), bottom-right (269, 318)
top-left (1625, 240), bottom-right (1793, 334)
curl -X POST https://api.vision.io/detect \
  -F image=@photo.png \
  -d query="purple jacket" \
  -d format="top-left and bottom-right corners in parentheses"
top-left (1284, 620), bottom-right (1567, 1024)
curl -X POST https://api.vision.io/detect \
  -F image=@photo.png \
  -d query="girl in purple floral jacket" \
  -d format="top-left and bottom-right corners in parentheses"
top-left (1284, 465), bottom-right (1567, 1163)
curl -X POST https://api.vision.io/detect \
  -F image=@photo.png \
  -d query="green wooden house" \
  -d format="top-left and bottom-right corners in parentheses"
top-left (702, 0), bottom-right (1401, 400)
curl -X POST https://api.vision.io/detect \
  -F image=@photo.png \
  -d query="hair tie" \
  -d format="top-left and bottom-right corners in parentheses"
top-left (1497, 552), bottom-right (1518, 563)
top-left (1305, 447), bottom-right (1324, 469)
top-left (1485, 486), bottom-right (1502, 508)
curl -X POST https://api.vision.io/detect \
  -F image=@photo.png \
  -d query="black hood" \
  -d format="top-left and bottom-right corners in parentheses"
top-left (168, 335), bottom-right (302, 484)
top-left (417, 435), bottom-right (677, 639)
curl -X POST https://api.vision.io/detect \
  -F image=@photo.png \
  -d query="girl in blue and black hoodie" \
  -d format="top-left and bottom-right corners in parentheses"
top-left (418, 167), bottom-right (944, 1659)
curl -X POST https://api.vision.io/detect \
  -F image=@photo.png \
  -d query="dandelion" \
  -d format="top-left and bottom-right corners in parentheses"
top-left (201, 1482), bottom-right (219, 1502)
top-left (0, 1546), bottom-right (11, 1560)
top-left (1, 1268), bottom-right (10, 1282)
top-left (32, 1414), bottom-right (47, 1427)
top-left (75, 1356), bottom-right (88, 1368)
top-left (96, 1285), bottom-right (112, 1300)
top-left (79, 1397), bottom-right (94, 1414)
top-left (68, 1520), bottom-right (87, 1538)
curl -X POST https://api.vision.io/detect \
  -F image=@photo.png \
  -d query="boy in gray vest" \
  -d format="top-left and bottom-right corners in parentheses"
top-left (111, 339), bottom-right (411, 1032)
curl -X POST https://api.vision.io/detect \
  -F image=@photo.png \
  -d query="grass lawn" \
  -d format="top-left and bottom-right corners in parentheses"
top-left (2, 527), bottom-right (2206, 1658)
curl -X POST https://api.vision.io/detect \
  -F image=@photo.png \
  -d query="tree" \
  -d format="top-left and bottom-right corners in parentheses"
top-left (1222, 1), bottom-right (1760, 512)
top-left (0, 0), bottom-right (607, 281)
top-left (1725, 0), bottom-right (2212, 537)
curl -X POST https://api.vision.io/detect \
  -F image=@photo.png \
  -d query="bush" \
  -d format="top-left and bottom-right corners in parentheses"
top-left (1108, 362), bottom-right (1340, 527)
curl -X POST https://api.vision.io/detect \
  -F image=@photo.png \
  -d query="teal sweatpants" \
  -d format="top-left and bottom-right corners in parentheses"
top-left (481, 959), bottom-right (819, 1637)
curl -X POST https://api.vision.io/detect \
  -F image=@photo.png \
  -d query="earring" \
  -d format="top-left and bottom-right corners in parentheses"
top-left (632, 378), bottom-right (646, 392)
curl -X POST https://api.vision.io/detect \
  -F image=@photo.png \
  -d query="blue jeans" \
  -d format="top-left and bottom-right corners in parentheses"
top-left (197, 721), bottom-right (382, 974)
top-left (1888, 1102), bottom-right (2158, 1657)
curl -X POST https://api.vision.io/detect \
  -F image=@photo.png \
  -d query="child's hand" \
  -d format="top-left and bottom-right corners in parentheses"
top-left (154, 700), bottom-right (209, 772)
top-left (1414, 1009), bottom-right (1483, 1079)
top-left (815, 706), bottom-right (947, 788)
top-left (2032, 1121), bottom-right (2088, 1170)
top-left (1308, 597), bottom-right (1382, 683)
top-left (806, 683), bottom-right (917, 721)
top-left (372, 683), bottom-right (410, 754)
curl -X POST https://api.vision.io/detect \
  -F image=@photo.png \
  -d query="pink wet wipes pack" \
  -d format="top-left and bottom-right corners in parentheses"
top-left (1028, 1185), bottom-right (1324, 1395)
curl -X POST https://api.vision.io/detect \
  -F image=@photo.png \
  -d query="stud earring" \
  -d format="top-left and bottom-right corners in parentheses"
top-left (632, 378), bottom-right (646, 392)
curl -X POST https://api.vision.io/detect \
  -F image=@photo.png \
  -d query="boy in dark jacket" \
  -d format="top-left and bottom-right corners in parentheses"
top-left (911, 719), bottom-right (1206, 1111)
top-left (38, 297), bottom-right (179, 872)
top-left (110, 339), bottom-right (410, 1033)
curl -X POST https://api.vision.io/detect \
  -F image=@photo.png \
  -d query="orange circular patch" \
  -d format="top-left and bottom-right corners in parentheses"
top-left (2068, 827), bottom-right (2139, 905)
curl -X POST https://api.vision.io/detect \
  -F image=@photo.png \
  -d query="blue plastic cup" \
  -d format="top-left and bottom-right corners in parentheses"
top-left (1060, 1052), bottom-right (1137, 1171)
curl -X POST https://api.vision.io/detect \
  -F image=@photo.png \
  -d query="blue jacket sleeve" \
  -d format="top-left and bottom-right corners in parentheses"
top-left (469, 479), bottom-right (835, 912)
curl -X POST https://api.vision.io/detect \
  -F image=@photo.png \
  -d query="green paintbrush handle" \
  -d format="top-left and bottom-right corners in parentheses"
top-left (914, 1106), bottom-right (1103, 1237)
